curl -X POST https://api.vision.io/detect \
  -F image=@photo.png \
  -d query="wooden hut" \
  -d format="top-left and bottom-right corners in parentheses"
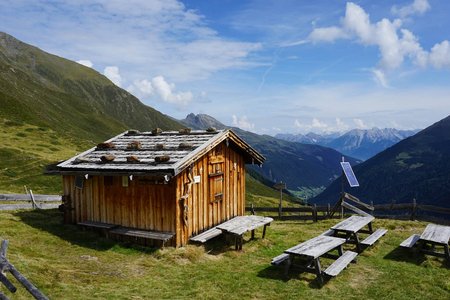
top-left (56, 129), bottom-right (265, 247)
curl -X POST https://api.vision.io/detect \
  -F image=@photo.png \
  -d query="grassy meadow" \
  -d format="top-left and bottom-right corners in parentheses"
top-left (1, 208), bottom-right (449, 299)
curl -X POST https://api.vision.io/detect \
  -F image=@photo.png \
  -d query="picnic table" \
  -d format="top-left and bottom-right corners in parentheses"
top-left (401, 223), bottom-right (450, 261)
top-left (216, 215), bottom-right (273, 250)
top-left (278, 235), bottom-right (357, 284)
top-left (331, 215), bottom-right (387, 252)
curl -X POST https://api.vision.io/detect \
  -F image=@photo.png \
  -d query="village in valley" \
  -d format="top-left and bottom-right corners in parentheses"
top-left (1, 0), bottom-right (450, 299)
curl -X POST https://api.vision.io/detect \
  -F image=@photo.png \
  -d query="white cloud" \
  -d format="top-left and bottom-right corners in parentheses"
top-left (308, 2), bottom-right (450, 77)
top-left (232, 115), bottom-right (255, 131)
top-left (151, 76), bottom-right (193, 105)
top-left (429, 40), bottom-right (450, 69)
top-left (353, 118), bottom-right (367, 129)
top-left (103, 66), bottom-right (122, 87)
top-left (371, 69), bottom-right (389, 88)
top-left (335, 118), bottom-right (350, 132)
top-left (76, 60), bottom-right (93, 68)
top-left (309, 27), bottom-right (349, 43)
top-left (293, 118), bottom-right (341, 133)
top-left (127, 76), bottom-right (193, 106)
top-left (391, 0), bottom-right (431, 19)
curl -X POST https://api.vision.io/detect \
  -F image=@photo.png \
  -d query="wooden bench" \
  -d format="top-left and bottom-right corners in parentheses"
top-left (360, 228), bottom-right (388, 246)
top-left (109, 226), bottom-right (175, 247)
top-left (271, 253), bottom-right (290, 266)
top-left (400, 234), bottom-right (421, 248)
top-left (190, 228), bottom-right (223, 243)
top-left (77, 221), bottom-right (118, 238)
top-left (320, 229), bottom-right (335, 236)
top-left (324, 251), bottom-right (358, 277)
top-left (77, 221), bottom-right (118, 230)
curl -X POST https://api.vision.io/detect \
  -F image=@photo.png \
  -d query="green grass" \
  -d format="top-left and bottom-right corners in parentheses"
top-left (0, 119), bottom-right (87, 193)
top-left (1, 209), bottom-right (449, 299)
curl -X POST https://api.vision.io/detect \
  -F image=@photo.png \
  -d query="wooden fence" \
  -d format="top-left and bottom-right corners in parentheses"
top-left (246, 200), bottom-right (450, 223)
top-left (0, 194), bottom-right (61, 211)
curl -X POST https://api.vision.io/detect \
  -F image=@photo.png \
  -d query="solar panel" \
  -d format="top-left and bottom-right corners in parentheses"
top-left (340, 162), bottom-right (359, 187)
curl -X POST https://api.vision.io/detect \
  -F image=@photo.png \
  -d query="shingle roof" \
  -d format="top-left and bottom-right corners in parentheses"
top-left (57, 129), bottom-right (264, 177)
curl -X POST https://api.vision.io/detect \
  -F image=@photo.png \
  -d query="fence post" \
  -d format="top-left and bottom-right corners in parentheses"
top-left (370, 201), bottom-right (374, 216)
top-left (250, 203), bottom-right (255, 215)
top-left (313, 204), bottom-right (318, 222)
top-left (410, 198), bottom-right (417, 221)
top-left (327, 203), bottom-right (330, 218)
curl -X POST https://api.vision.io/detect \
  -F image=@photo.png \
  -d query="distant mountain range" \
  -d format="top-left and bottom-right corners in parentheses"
top-left (276, 128), bottom-right (419, 160)
top-left (313, 115), bottom-right (450, 208)
top-left (181, 113), bottom-right (361, 198)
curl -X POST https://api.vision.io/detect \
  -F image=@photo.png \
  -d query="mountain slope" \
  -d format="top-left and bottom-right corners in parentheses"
top-left (0, 32), bottom-right (181, 193)
top-left (276, 128), bottom-right (418, 160)
top-left (313, 116), bottom-right (450, 208)
top-left (0, 32), bottom-right (180, 144)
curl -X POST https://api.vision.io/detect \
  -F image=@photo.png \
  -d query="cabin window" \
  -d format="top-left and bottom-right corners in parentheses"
top-left (74, 176), bottom-right (84, 189)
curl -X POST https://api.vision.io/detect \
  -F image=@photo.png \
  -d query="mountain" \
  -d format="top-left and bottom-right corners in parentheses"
top-left (276, 132), bottom-right (339, 145)
top-left (181, 114), bottom-right (361, 198)
top-left (0, 32), bottom-right (180, 144)
top-left (0, 32), bottom-right (181, 193)
top-left (276, 128), bottom-right (419, 160)
top-left (180, 113), bottom-right (227, 130)
top-left (312, 116), bottom-right (450, 208)
top-left (327, 128), bottom-right (419, 160)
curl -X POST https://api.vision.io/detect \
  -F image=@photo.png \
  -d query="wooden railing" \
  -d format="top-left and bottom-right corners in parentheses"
top-left (0, 194), bottom-right (61, 211)
top-left (246, 200), bottom-right (450, 223)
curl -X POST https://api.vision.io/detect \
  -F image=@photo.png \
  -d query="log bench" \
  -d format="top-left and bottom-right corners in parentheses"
top-left (271, 253), bottom-right (290, 266)
top-left (323, 250), bottom-right (358, 277)
top-left (109, 226), bottom-right (175, 247)
top-left (190, 227), bottom-right (223, 243)
top-left (360, 228), bottom-right (388, 247)
top-left (400, 234), bottom-right (421, 248)
top-left (77, 221), bottom-right (118, 238)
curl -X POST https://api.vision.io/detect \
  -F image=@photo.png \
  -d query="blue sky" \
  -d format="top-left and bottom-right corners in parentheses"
top-left (1, 0), bottom-right (450, 134)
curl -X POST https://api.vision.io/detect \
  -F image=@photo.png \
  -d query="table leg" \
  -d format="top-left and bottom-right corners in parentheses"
top-left (251, 229), bottom-right (255, 240)
top-left (354, 233), bottom-right (362, 253)
top-left (313, 258), bottom-right (324, 285)
top-left (444, 244), bottom-right (450, 261)
top-left (284, 255), bottom-right (292, 277)
top-left (262, 225), bottom-right (268, 238)
top-left (368, 222), bottom-right (373, 233)
top-left (337, 245), bottom-right (343, 256)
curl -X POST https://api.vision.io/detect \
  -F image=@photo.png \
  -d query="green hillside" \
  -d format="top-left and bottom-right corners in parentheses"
top-left (0, 32), bottom-right (180, 144)
top-left (313, 115), bottom-right (450, 208)
top-left (0, 32), bottom-right (182, 193)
